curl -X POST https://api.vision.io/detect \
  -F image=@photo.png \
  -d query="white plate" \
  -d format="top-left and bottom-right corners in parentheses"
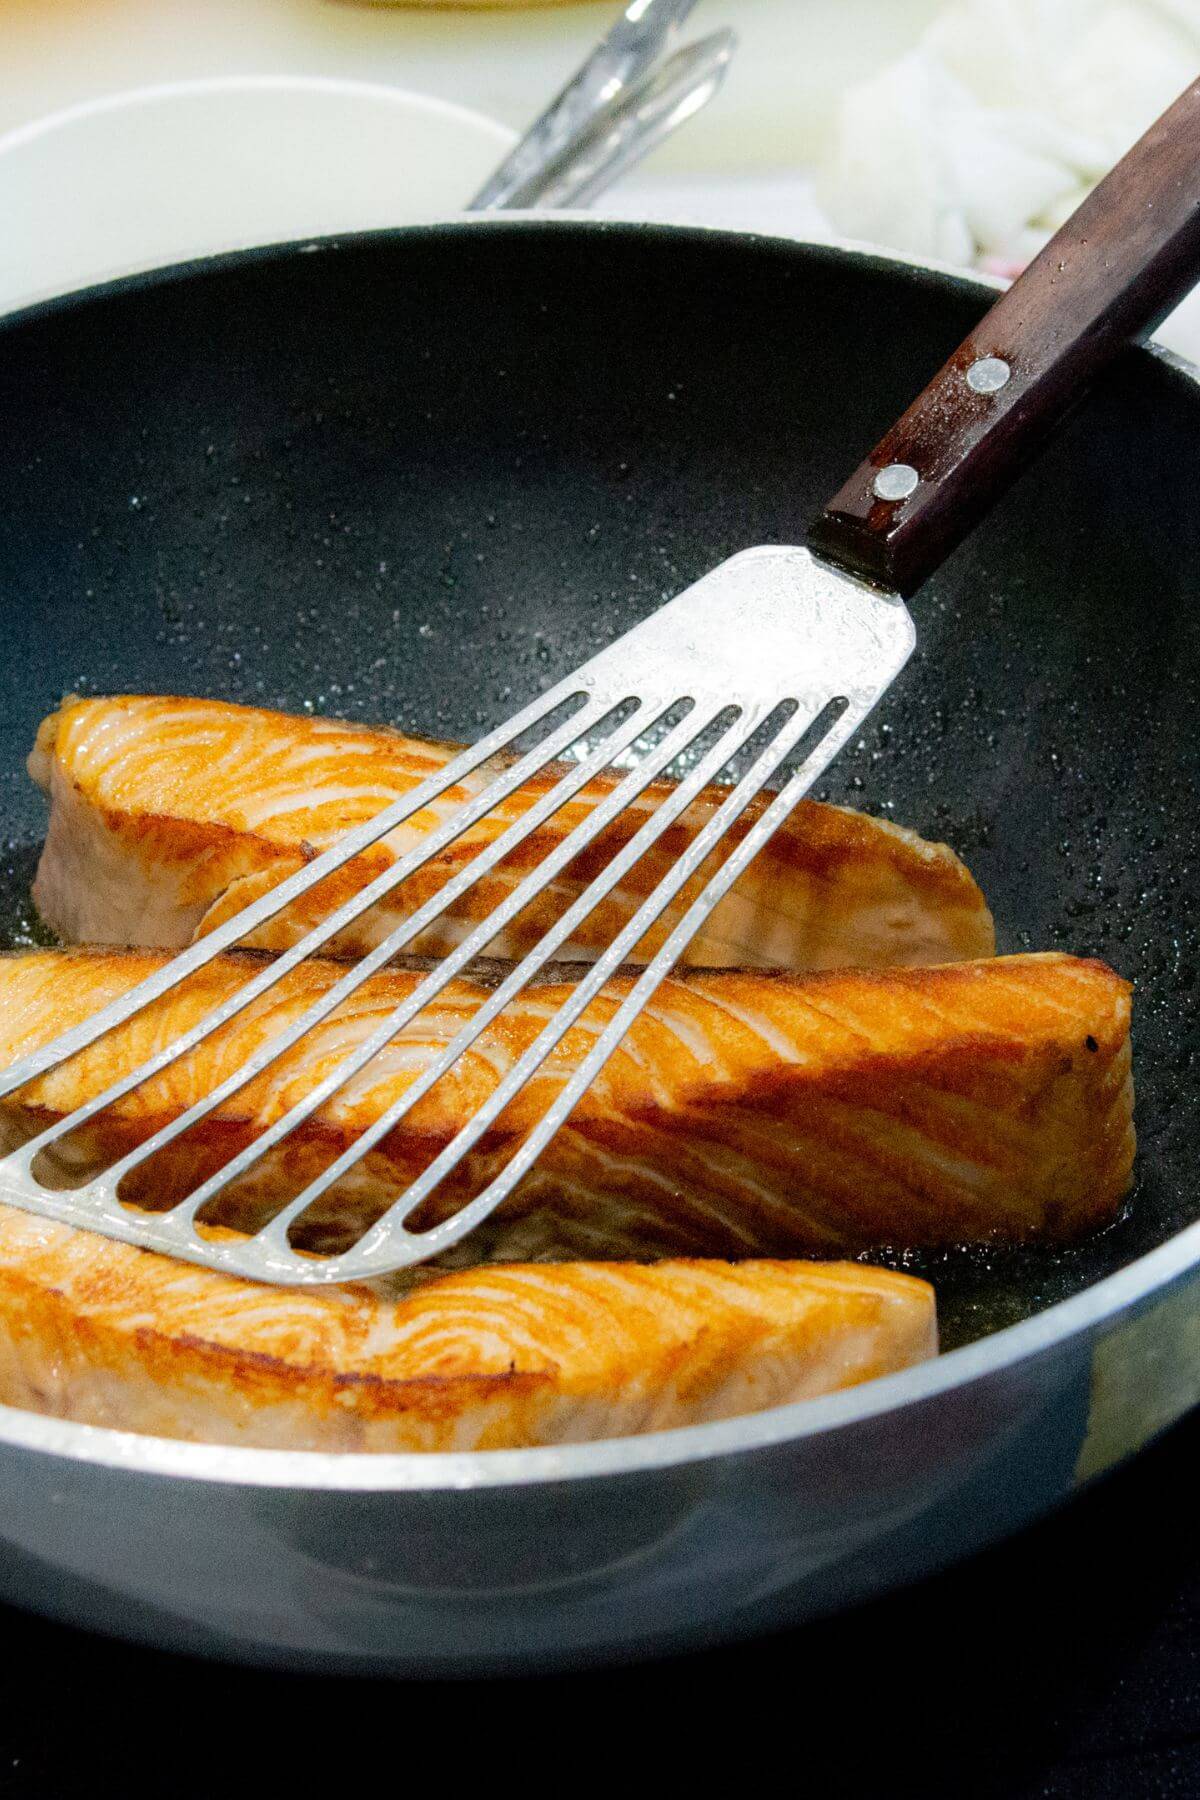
top-left (0, 75), bottom-right (515, 315)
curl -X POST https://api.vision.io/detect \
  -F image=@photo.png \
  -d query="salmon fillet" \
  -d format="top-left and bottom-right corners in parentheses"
top-left (0, 947), bottom-right (1135, 1260)
top-left (28, 695), bottom-right (994, 971)
top-left (0, 1219), bottom-right (936, 1451)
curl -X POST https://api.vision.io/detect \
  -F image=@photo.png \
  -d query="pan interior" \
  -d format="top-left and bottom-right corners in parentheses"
top-left (0, 223), bottom-right (1196, 1352)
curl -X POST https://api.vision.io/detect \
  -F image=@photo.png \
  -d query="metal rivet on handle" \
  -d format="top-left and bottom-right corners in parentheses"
top-left (966, 355), bottom-right (1011, 394)
top-left (873, 462), bottom-right (919, 502)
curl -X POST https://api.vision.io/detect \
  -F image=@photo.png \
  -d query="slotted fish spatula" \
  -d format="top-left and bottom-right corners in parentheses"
top-left (4, 78), bottom-right (1200, 1284)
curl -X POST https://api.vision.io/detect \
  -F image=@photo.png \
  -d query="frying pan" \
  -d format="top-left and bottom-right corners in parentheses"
top-left (0, 219), bottom-right (1198, 1675)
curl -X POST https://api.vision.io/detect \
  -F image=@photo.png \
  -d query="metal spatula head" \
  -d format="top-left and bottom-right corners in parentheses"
top-left (4, 69), bottom-right (1200, 1282)
top-left (0, 548), bottom-right (911, 1284)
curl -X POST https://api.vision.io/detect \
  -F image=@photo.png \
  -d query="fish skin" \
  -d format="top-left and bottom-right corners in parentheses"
top-left (29, 694), bottom-right (995, 971)
top-left (0, 946), bottom-right (1134, 1260)
top-left (0, 1220), bottom-right (937, 1451)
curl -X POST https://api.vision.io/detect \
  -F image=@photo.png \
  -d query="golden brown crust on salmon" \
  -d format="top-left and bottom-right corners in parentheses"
top-left (0, 1212), bottom-right (937, 1450)
top-left (0, 947), bottom-right (1134, 1259)
top-left (29, 694), bottom-right (995, 971)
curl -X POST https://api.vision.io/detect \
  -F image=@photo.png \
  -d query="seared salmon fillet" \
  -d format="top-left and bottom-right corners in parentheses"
top-left (0, 1219), bottom-right (936, 1451)
top-left (29, 695), bottom-right (994, 971)
top-left (0, 947), bottom-right (1134, 1259)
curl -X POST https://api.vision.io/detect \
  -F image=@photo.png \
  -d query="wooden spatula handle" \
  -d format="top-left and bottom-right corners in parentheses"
top-left (810, 76), bottom-right (1200, 597)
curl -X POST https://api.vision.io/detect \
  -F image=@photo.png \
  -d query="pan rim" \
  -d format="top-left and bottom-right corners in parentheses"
top-left (0, 217), bottom-right (1194, 1491)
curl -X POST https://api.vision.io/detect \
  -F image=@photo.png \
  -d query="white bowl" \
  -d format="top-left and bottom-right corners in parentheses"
top-left (0, 75), bottom-right (515, 315)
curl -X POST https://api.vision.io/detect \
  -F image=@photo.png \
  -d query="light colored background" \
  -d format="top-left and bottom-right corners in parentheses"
top-left (2, 0), bottom-right (940, 171)
top-left (0, 0), bottom-right (922, 309)
top-left (5, 0), bottom-right (1200, 352)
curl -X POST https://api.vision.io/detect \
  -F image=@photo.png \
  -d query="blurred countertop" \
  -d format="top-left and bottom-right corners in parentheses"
top-left (2, 0), bottom-right (941, 173)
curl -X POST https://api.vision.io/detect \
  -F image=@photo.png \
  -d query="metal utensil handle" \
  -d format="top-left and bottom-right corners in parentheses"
top-left (469, 0), bottom-right (700, 211)
top-left (496, 31), bottom-right (735, 213)
top-left (810, 75), bottom-right (1200, 597)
